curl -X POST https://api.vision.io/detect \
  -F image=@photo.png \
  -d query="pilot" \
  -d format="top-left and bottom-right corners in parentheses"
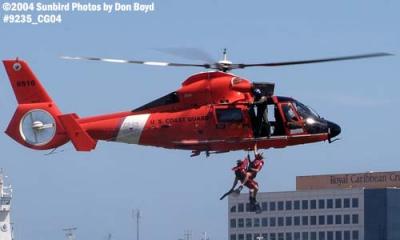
top-left (252, 88), bottom-right (270, 138)
top-left (283, 104), bottom-right (304, 129)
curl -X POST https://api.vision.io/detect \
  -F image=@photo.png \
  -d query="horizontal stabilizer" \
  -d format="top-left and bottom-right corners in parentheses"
top-left (59, 113), bottom-right (97, 151)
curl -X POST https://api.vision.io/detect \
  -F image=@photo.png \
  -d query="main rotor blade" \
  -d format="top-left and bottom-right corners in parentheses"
top-left (61, 56), bottom-right (210, 68)
top-left (237, 52), bottom-right (393, 68)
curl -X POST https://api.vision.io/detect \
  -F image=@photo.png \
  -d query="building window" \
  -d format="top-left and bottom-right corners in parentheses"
top-left (230, 205), bottom-right (237, 212)
top-left (246, 218), bottom-right (252, 227)
top-left (246, 203), bottom-right (251, 212)
top-left (344, 231), bottom-right (350, 240)
top-left (318, 199), bottom-right (325, 209)
top-left (335, 231), bottom-right (342, 240)
top-left (327, 215), bottom-right (333, 225)
top-left (335, 198), bottom-right (342, 208)
top-left (335, 215), bottom-right (342, 225)
top-left (352, 214), bottom-right (359, 224)
top-left (352, 198), bottom-right (359, 208)
top-left (302, 232), bottom-right (309, 240)
top-left (327, 199), bottom-right (333, 209)
top-left (294, 232), bottom-right (300, 240)
top-left (253, 233), bottom-right (267, 240)
top-left (294, 200), bottom-right (300, 210)
top-left (231, 234), bottom-right (236, 240)
top-left (310, 200), bottom-right (317, 209)
top-left (302, 200), bottom-right (308, 210)
top-left (270, 202), bottom-right (276, 211)
top-left (352, 231), bottom-right (359, 240)
top-left (262, 233), bottom-right (268, 240)
top-left (238, 203), bottom-right (244, 212)
top-left (310, 232), bottom-right (317, 240)
top-left (238, 234), bottom-right (244, 240)
top-left (327, 231), bottom-right (333, 240)
top-left (343, 198), bottom-right (350, 208)
top-left (230, 219), bottom-right (236, 228)
top-left (286, 201), bottom-right (292, 210)
top-left (310, 216), bottom-right (317, 225)
top-left (286, 232), bottom-right (292, 240)
top-left (278, 217), bottom-right (284, 226)
top-left (318, 215), bottom-right (325, 225)
top-left (278, 201), bottom-right (284, 211)
top-left (262, 234), bottom-right (268, 240)
top-left (294, 216), bottom-right (300, 226)
top-left (246, 234), bottom-right (252, 240)
top-left (286, 216), bottom-right (292, 226)
top-left (254, 218), bottom-right (260, 227)
top-left (262, 217), bottom-right (268, 227)
top-left (343, 214), bottom-right (350, 224)
top-left (238, 218), bottom-right (244, 228)
top-left (278, 233), bottom-right (283, 240)
top-left (270, 217), bottom-right (276, 227)
top-left (302, 216), bottom-right (308, 225)
top-left (270, 233), bottom-right (276, 240)
top-left (262, 202), bottom-right (268, 211)
top-left (318, 232), bottom-right (325, 240)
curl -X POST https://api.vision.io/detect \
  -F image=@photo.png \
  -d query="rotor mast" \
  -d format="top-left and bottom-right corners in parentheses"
top-left (217, 48), bottom-right (233, 72)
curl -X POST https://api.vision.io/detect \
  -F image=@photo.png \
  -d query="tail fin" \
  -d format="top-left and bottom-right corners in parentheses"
top-left (3, 59), bottom-right (96, 151)
top-left (3, 59), bottom-right (53, 104)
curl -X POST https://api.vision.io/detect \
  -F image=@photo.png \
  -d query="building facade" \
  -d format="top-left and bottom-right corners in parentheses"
top-left (228, 171), bottom-right (400, 240)
top-left (0, 171), bottom-right (12, 240)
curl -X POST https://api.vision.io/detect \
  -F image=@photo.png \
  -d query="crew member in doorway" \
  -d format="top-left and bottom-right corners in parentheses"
top-left (252, 88), bottom-right (270, 138)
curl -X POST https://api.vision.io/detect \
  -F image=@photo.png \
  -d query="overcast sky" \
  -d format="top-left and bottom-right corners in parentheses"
top-left (0, 1), bottom-right (399, 240)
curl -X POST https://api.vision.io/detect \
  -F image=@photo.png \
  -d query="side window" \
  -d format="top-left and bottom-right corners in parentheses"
top-left (134, 92), bottom-right (179, 111)
top-left (216, 108), bottom-right (243, 123)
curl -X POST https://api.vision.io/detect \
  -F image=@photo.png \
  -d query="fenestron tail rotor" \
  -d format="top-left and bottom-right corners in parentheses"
top-left (61, 50), bottom-right (392, 72)
top-left (20, 109), bottom-right (56, 146)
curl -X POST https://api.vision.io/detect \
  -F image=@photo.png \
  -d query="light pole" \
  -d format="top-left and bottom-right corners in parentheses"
top-left (132, 209), bottom-right (141, 240)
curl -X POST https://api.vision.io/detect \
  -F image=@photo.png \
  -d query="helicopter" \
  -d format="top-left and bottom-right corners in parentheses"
top-left (2, 50), bottom-right (391, 156)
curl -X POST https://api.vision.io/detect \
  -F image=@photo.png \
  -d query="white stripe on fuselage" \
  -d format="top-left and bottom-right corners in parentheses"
top-left (116, 114), bottom-right (150, 144)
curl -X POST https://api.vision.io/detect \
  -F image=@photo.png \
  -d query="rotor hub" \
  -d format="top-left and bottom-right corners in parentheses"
top-left (32, 121), bottom-right (44, 130)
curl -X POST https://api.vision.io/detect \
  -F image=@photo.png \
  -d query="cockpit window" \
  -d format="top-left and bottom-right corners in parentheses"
top-left (133, 92), bottom-right (179, 112)
top-left (282, 104), bottom-right (298, 122)
top-left (293, 101), bottom-right (319, 119)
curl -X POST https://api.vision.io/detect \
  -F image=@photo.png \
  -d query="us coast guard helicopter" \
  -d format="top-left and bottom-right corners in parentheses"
top-left (2, 50), bottom-right (390, 156)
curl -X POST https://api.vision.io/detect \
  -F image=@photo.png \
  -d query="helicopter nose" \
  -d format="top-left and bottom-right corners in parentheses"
top-left (327, 121), bottom-right (341, 138)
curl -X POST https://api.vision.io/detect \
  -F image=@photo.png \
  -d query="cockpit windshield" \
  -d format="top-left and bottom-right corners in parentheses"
top-left (292, 101), bottom-right (320, 120)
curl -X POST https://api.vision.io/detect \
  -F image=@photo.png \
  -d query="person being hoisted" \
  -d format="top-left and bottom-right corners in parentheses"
top-left (221, 146), bottom-right (265, 213)
top-left (241, 146), bottom-right (265, 211)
